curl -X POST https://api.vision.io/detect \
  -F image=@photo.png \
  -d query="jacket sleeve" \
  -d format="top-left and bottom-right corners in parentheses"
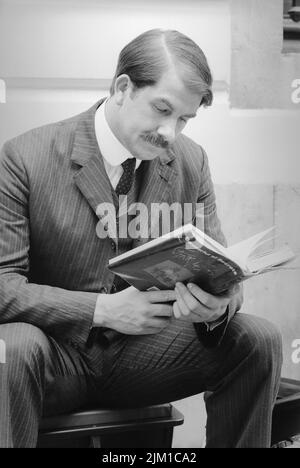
top-left (193, 146), bottom-right (243, 347)
top-left (0, 140), bottom-right (97, 347)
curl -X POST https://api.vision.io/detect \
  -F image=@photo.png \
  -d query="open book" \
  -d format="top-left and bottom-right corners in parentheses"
top-left (108, 224), bottom-right (295, 295)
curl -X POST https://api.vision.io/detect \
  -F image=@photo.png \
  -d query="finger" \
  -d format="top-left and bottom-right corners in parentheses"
top-left (175, 282), bottom-right (221, 319)
top-left (146, 290), bottom-right (176, 303)
top-left (226, 283), bottom-right (240, 298)
top-left (186, 283), bottom-right (230, 309)
top-left (173, 301), bottom-right (181, 319)
top-left (178, 307), bottom-right (226, 323)
top-left (151, 304), bottom-right (174, 317)
top-left (175, 291), bottom-right (191, 316)
top-left (147, 317), bottom-right (172, 330)
top-left (175, 282), bottom-right (201, 312)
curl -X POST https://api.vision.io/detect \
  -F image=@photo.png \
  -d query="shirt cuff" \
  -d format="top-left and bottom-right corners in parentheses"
top-left (205, 309), bottom-right (229, 331)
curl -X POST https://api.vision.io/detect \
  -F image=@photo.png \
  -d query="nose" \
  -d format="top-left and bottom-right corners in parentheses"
top-left (157, 122), bottom-right (176, 145)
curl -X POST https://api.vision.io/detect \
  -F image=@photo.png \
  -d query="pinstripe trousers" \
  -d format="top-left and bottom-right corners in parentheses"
top-left (0, 313), bottom-right (282, 448)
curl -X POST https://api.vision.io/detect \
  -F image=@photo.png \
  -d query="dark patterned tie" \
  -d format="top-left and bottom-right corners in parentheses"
top-left (112, 157), bottom-right (137, 293)
top-left (87, 158), bottom-right (138, 347)
top-left (115, 158), bottom-right (136, 195)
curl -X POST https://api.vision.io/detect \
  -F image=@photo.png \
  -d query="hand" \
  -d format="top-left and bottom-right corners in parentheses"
top-left (93, 286), bottom-right (176, 335)
top-left (173, 282), bottom-right (241, 323)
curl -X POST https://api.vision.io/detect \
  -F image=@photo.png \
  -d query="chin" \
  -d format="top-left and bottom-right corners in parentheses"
top-left (134, 141), bottom-right (162, 161)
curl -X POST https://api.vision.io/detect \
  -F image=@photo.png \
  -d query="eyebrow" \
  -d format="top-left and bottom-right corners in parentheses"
top-left (155, 98), bottom-right (197, 119)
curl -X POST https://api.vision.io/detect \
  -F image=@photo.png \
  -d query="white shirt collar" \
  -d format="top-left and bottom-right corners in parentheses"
top-left (95, 98), bottom-right (141, 169)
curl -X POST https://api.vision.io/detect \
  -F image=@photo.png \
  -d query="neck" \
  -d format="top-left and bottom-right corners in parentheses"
top-left (105, 97), bottom-right (126, 147)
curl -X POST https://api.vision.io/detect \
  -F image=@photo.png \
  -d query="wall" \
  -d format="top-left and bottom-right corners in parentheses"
top-left (231, 0), bottom-right (300, 109)
top-left (0, 0), bottom-right (299, 448)
top-left (0, 0), bottom-right (230, 81)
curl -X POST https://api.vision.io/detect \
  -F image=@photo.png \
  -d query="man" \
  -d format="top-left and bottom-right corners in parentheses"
top-left (0, 29), bottom-right (282, 448)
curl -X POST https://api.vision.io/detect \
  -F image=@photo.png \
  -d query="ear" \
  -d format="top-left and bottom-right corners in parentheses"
top-left (114, 74), bottom-right (134, 105)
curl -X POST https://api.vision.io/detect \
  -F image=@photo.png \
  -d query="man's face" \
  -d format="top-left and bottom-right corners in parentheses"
top-left (113, 68), bottom-right (202, 160)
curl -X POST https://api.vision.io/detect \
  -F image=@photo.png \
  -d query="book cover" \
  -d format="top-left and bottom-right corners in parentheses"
top-left (108, 225), bottom-right (295, 295)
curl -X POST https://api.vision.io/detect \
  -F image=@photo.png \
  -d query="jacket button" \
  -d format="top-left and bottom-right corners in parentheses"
top-left (111, 241), bottom-right (116, 251)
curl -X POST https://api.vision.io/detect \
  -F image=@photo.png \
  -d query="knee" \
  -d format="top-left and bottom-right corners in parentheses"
top-left (228, 314), bottom-right (283, 372)
top-left (0, 322), bottom-right (49, 368)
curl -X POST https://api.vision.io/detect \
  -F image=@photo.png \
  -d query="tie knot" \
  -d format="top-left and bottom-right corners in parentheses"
top-left (121, 158), bottom-right (136, 173)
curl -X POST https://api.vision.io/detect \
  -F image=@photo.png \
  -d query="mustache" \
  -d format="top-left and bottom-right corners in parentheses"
top-left (142, 133), bottom-right (169, 149)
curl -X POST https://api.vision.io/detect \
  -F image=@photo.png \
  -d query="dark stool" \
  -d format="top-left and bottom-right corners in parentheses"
top-left (271, 377), bottom-right (300, 447)
top-left (38, 404), bottom-right (184, 448)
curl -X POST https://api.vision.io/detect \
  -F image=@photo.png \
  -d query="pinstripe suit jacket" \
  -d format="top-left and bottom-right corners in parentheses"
top-left (0, 100), bottom-right (231, 349)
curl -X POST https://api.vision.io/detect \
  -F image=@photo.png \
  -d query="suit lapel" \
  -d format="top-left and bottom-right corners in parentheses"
top-left (131, 149), bottom-right (178, 249)
top-left (71, 100), bottom-right (117, 241)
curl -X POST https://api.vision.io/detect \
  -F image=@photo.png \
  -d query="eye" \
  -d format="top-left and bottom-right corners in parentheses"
top-left (154, 105), bottom-right (169, 114)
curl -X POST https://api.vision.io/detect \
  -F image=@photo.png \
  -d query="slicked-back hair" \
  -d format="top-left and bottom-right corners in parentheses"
top-left (109, 29), bottom-right (213, 107)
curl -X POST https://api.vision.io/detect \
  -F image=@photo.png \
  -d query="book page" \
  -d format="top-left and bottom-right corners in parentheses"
top-left (226, 227), bottom-right (275, 269)
top-left (246, 245), bottom-right (295, 272)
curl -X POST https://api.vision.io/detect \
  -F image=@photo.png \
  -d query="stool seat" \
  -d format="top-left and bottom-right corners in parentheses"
top-left (38, 403), bottom-right (184, 448)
